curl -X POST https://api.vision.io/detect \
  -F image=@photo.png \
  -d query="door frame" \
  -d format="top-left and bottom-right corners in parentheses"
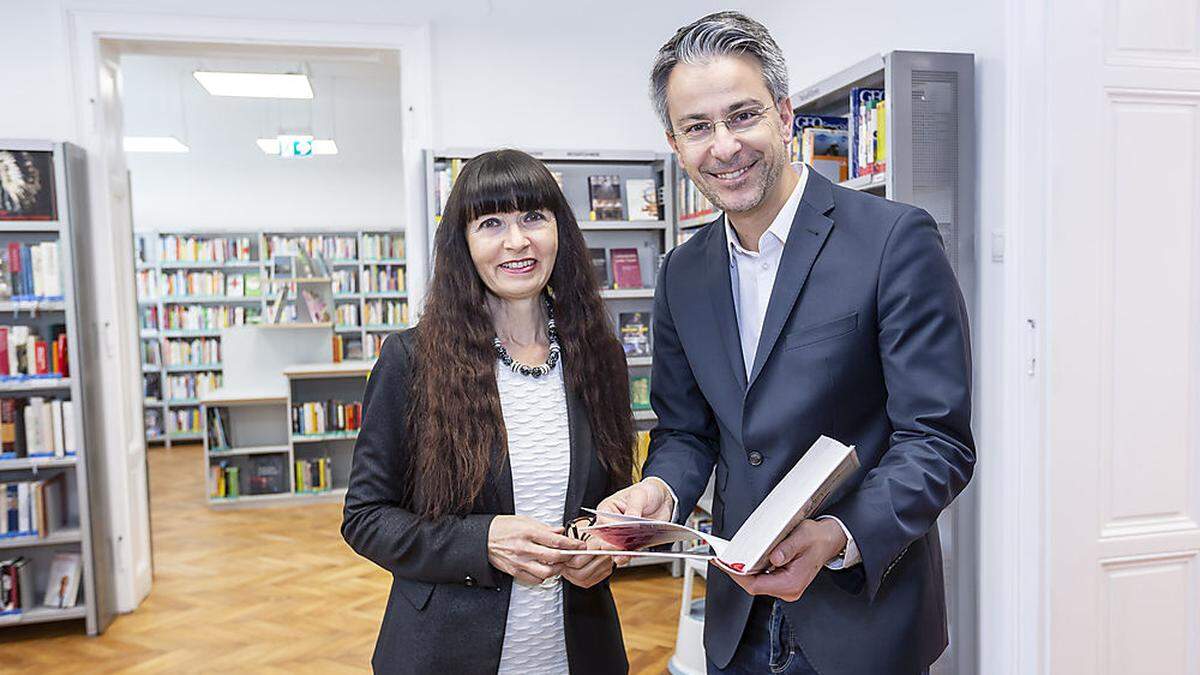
top-left (66, 9), bottom-right (433, 614)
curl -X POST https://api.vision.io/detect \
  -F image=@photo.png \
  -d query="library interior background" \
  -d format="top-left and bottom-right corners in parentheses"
top-left (3, 1), bottom-right (1199, 673)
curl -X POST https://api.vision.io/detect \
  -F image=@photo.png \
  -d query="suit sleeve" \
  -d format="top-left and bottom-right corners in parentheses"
top-left (825, 208), bottom-right (976, 600)
top-left (641, 247), bottom-right (721, 523)
top-left (341, 333), bottom-right (501, 587)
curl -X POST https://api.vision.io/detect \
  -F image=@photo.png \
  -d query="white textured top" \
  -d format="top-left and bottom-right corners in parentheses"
top-left (495, 362), bottom-right (571, 675)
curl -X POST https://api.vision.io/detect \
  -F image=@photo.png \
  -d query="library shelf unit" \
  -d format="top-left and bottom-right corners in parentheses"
top-left (0, 140), bottom-right (114, 635)
top-left (134, 229), bottom-right (407, 447)
top-left (201, 360), bottom-right (372, 509)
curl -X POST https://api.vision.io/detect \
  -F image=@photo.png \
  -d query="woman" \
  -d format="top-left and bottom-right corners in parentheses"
top-left (342, 149), bottom-right (635, 674)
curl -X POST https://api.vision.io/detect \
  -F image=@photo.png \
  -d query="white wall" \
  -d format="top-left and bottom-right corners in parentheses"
top-left (1, 1), bottom-right (1012, 668)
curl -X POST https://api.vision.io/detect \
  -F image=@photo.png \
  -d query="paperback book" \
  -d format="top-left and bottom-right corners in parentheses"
top-left (587, 175), bottom-right (624, 221)
top-left (619, 312), bottom-right (651, 357)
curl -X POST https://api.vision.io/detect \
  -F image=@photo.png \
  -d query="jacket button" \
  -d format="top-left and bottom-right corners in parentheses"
top-left (465, 575), bottom-right (476, 587)
top-left (748, 451), bottom-right (763, 466)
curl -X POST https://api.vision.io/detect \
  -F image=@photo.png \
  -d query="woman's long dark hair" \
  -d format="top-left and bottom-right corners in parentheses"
top-left (408, 149), bottom-right (635, 518)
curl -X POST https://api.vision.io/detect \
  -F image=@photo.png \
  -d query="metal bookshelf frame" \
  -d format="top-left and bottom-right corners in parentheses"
top-left (134, 229), bottom-right (408, 446)
top-left (788, 50), bottom-right (978, 675)
top-left (0, 140), bottom-right (114, 635)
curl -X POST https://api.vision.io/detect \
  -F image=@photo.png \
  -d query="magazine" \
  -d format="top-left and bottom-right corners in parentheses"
top-left (561, 435), bottom-right (859, 575)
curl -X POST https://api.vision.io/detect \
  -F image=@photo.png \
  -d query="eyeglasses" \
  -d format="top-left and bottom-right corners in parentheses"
top-left (566, 515), bottom-right (595, 542)
top-left (671, 107), bottom-right (773, 146)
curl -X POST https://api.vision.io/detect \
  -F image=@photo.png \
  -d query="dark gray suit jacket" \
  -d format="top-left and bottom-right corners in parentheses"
top-left (643, 169), bottom-right (975, 673)
top-left (342, 329), bottom-right (628, 674)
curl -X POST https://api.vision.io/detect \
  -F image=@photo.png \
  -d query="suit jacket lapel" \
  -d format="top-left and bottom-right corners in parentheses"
top-left (747, 173), bottom-right (836, 390)
top-left (706, 217), bottom-right (749, 392)
top-left (562, 388), bottom-right (590, 524)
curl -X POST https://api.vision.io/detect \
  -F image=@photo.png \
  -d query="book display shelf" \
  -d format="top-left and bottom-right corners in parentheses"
top-left (667, 51), bottom-right (978, 675)
top-left (134, 229), bottom-right (407, 447)
top-left (201, 325), bottom-right (368, 508)
top-left (0, 140), bottom-right (113, 635)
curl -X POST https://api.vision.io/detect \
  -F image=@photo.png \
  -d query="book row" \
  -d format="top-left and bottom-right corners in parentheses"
top-left (1, 552), bottom-right (82, 614)
top-left (265, 234), bottom-right (357, 261)
top-left (788, 88), bottom-right (887, 182)
top-left (159, 337), bottom-right (220, 368)
top-left (361, 266), bottom-right (406, 293)
top-left (295, 457), bottom-right (334, 493)
top-left (1, 474), bottom-right (67, 538)
top-left (364, 300), bottom-right (408, 327)
top-left (139, 270), bottom-right (266, 299)
top-left (0, 397), bottom-right (77, 458)
top-left (161, 305), bottom-right (260, 331)
top-left (171, 408), bottom-right (201, 433)
top-left (0, 241), bottom-right (62, 299)
top-left (331, 334), bottom-right (385, 363)
top-left (677, 176), bottom-right (716, 222)
top-left (361, 233), bottom-right (405, 260)
top-left (208, 456), bottom-right (290, 498)
top-left (589, 247), bottom-right (647, 290)
top-left (291, 400), bottom-right (362, 436)
top-left (152, 235), bottom-right (256, 263)
top-left (165, 373), bottom-right (221, 401)
top-left (0, 326), bottom-right (69, 378)
top-left (335, 305), bottom-right (359, 328)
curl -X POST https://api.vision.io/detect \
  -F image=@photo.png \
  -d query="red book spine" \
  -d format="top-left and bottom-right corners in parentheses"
top-left (34, 341), bottom-right (48, 375)
top-left (0, 326), bottom-right (8, 376)
top-left (6, 243), bottom-right (20, 296)
top-left (55, 334), bottom-right (68, 376)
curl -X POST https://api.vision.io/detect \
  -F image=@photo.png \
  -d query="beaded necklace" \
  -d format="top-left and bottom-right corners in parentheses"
top-left (492, 296), bottom-right (560, 378)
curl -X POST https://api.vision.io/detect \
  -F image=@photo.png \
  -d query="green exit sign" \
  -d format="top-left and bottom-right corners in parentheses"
top-left (278, 135), bottom-right (314, 158)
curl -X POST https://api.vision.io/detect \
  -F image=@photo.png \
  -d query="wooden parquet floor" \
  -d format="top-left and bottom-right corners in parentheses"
top-left (0, 443), bottom-right (700, 673)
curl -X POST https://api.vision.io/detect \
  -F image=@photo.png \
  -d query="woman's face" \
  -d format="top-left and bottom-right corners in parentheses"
top-left (465, 208), bottom-right (558, 303)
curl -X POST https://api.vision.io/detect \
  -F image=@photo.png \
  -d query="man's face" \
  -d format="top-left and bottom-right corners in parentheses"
top-left (664, 54), bottom-right (793, 215)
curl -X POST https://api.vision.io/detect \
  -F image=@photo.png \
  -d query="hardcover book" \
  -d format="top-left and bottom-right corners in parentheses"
top-left (0, 150), bottom-right (57, 221)
top-left (619, 312), bottom-right (651, 357)
top-left (630, 375), bottom-right (651, 410)
top-left (587, 175), bottom-right (624, 221)
top-left (624, 178), bottom-right (659, 221)
top-left (588, 248), bottom-right (610, 289)
top-left (42, 552), bottom-right (81, 608)
top-left (609, 248), bottom-right (643, 289)
top-left (563, 435), bottom-right (859, 575)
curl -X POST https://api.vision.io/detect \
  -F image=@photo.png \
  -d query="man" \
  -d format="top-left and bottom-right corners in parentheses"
top-left (598, 11), bottom-right (975, 675)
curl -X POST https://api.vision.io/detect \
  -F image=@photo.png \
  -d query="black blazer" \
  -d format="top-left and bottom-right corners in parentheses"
top-left (342, 329), bottom-right (628, 674)
top-left (642, 169), bottom-right (975, 673)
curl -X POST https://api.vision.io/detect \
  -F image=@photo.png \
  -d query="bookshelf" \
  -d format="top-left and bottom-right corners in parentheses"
top-left (201, 361), bottom-right (370, 507)
top-left (0, 140), bottom-right (112, 634)
top-left (134, 229), bottom-right (408, 447)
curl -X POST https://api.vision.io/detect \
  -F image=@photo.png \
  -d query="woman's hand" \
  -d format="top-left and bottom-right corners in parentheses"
top-left (487, 515), bottom-right (585, 585)
top-left (561, 538), bottom-right (616, 589)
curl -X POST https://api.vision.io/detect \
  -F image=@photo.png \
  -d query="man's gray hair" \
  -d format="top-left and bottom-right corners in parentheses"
top-left (649, 11), bottom-right (789, 131)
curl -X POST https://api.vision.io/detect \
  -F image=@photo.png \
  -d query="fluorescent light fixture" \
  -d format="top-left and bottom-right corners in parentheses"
top-left (123, 136), bottom-right (190, 153)
top-left (257, 137), bottom-right (339, 156)
top-left (193, 71), bottom-right (313, 99)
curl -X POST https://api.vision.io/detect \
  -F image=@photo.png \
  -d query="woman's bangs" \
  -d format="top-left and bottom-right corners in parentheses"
top-left (461, 158), bottom-right (559, 222)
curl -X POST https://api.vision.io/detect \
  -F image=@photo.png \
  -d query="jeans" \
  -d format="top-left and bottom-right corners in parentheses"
top-left (707, 597), bottom-right (817, 675)
top-left (707, 597), bottom-right (931, 675)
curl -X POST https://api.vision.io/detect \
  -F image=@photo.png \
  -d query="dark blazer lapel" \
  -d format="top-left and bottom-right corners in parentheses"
top-left (561, 388), bottom-right (590, 524)
top-left (747, 172), bottom-right (836, 389)
top-left (706, 216), bottom-right (749, 392)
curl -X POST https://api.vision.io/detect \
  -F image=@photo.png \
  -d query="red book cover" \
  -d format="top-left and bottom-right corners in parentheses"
top-left (34, 341), bottom-right (48, 375)
top-left (55, 334), bottom-right (68, 376)
top-left (609, 248), bottom-right (643, 289)
top-left (0, 326), bottom-right (8, 376)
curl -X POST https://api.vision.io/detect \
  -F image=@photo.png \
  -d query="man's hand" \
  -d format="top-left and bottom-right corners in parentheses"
top-left (595, 479), bottom-right (676, 566)
top-left (724, 518), bottom-right (847, 602)
top-left (595, 479), bottom-right (675, 521)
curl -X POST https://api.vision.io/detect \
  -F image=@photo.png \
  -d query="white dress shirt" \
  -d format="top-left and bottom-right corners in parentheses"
top-left (646, 164), bottom-right (860, 570)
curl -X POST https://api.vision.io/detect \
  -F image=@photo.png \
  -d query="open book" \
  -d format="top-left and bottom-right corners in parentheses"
top-left (571, 435), bottom-right (858, 575)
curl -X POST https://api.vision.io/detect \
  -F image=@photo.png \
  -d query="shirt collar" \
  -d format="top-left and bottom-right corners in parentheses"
top-left (725, 163), bottom-right (809, 258)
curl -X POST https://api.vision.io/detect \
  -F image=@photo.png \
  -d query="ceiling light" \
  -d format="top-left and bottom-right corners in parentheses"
top-left (256, 137), bottom-right (339, 156)
top-left (123, 136), bottom-right (190, 153)
top-left (193, 71), bottom-right (313, 99)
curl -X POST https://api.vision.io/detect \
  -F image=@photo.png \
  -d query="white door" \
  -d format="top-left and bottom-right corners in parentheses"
top-left (1045, 0), bottom-right (1200, 672)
